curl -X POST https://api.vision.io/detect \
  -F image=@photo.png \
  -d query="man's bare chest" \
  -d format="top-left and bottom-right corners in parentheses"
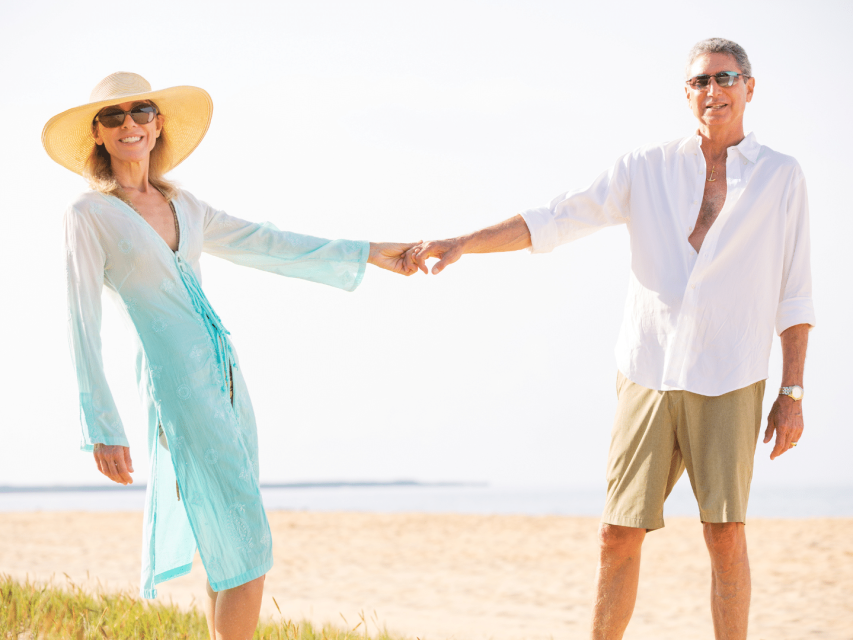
top-left (699, 177), bottom-right (727, 225)
top-left (688, 165), bottom-right (728, 252)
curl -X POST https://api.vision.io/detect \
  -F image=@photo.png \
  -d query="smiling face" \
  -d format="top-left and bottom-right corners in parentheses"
top-left (92, 100), bottom-right (164, 167)
top-left (685, 52), bottom-right (755, 133)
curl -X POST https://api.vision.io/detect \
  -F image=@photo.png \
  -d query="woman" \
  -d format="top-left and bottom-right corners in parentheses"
top-left (42, 72), bottom-right (416, 639)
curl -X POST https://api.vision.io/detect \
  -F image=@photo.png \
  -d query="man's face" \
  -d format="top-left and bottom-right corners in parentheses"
top-left (684, 52), bottom-right (755, 130)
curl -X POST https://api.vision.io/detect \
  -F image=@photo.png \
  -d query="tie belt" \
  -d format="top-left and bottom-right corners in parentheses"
top-left (175, 255), bottom-right (236, 394)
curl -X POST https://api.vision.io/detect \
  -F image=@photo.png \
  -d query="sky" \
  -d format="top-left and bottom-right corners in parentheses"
top-left (1, 0), bottom-right (851, 493)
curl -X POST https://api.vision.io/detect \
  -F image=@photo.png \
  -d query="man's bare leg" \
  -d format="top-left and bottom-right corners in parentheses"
top-left (590, 523), bottom-right (646, 640)
top-left (204, 575), bottom-right (266, 640)
top-left (703, 522), bottom-right (750, 640)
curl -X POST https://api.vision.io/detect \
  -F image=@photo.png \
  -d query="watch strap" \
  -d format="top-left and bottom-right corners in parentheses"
top-left (779, 385), bottom-right (804, 400)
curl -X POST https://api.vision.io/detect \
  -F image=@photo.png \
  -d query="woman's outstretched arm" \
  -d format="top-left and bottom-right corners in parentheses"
top-left (200, 201), bottom-right (416, 290)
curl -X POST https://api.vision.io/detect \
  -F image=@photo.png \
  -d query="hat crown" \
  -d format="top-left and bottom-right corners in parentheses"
top-left (89, 72), bottom-right (152, 104)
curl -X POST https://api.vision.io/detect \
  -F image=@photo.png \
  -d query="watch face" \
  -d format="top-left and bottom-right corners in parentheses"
top-left (791, 385), bottom-right (804, 400)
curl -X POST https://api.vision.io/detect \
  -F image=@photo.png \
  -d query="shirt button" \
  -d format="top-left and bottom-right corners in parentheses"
top-left (691, 284), bottom-right (696, 289)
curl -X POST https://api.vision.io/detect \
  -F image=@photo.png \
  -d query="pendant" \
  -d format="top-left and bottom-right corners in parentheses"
top-left (707, 165), bottom-right (717, 182)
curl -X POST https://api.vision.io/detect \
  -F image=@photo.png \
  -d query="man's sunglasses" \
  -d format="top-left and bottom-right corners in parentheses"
top-left (94, 103), bottom-right (159, 128)
top-left (686, 71), bottom-right (749, 90)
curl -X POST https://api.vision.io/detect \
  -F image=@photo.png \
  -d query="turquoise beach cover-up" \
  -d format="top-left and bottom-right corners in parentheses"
top-left (64, 188), bottom-right (368, 597)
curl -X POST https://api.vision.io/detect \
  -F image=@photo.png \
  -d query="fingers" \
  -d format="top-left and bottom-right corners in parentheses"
top-left (93, 445), bottom-right (133, 485)
top-left (765, 399), bottom-right (804, 460)
top-left (410, 243), bottom-right (433, 274)
top-left (370, 242), bottom-right (421, 276)
top-left (94, 453), bottom-right (108, 477)
top-left (762, 420), bottom-right (775, 444)
top-left (400, 243), bottom-right (420, 276)
top-left (769, 431), bottom-right (789, 460)
top-left (402, 248), bottom-right (417, 275)
top-left (114, 455), bottom-right (133, 485)
top-left (770, 423), bottom-right (803, 460)
top-left (124, 447), bottom-right (135, 474)
top-left (432, 248), bottom-right (460, 275)
top-left (411, 240), bottom-right (459, 275)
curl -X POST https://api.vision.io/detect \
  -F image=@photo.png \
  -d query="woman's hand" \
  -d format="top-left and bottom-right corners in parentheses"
top-left (368, 242), bottom-right (420, 276)
top-left (93, 444), bottom-right (134, 485)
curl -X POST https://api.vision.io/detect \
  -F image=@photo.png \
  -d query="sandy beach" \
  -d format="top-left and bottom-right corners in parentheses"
top-left (1, 511), bottom-right (850, 639)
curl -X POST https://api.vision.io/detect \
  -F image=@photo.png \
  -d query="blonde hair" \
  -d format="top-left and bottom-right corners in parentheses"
top-left (83, 102), bottom-right (178, 203)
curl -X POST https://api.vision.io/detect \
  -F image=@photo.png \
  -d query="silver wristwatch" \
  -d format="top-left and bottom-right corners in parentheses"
top-left (779, 385), bottom-right (804, 401)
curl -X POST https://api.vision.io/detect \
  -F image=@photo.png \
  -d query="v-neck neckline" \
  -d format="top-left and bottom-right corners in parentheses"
top-left (106, 192), bottom-right (183, 255)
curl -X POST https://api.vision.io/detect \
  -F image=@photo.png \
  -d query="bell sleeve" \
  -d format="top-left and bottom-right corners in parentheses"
top-left (201, 205), bottom-right (369, 292)
top-left (64, 206), bottom-right (129, 452)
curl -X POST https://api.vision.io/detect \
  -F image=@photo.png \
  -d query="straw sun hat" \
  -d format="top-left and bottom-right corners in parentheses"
top-left (42, 72), bottom-right (213, 177)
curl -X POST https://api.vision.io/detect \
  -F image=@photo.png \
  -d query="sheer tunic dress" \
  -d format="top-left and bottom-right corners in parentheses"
top-left (64, 189), bottom-right (368, 597)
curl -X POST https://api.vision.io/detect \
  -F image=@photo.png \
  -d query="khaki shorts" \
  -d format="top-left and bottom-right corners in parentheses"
top-left (602, 372), bottom-right (765, 531)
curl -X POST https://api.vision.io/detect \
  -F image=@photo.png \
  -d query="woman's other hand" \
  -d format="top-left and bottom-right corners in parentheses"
top-left (93, 444), bottom-right (134, 485)
top-left (368, 242), bottom-right (419, 276)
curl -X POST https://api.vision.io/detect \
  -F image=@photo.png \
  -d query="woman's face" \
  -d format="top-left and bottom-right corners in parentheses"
top-left (93, 101), bottom-right (164, 166)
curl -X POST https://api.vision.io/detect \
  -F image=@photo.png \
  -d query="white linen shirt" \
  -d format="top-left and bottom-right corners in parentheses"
top-left (520, 132), bottom-right (815, 396)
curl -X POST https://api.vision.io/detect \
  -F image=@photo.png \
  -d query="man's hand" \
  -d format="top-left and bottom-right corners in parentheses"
top-left (368, 242), bottom-right (419, 276)
top-left (410, 238), bottom-right (466, 275)
top-left (765, 323), bottom-right (810, 460)
top-left (93, 444), bottom-right (134, 485)
top-left (408, 215), bottom-right (531, 275)
top-left (763, 396), bottom-right (804, 460)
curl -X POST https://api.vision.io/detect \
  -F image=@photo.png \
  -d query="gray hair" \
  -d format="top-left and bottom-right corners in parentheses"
top-left (685, 38), bottom-right (752, 79)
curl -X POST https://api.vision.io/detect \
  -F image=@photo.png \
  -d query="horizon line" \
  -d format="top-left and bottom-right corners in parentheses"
top-left (0, 480), bottom-right (490, 493)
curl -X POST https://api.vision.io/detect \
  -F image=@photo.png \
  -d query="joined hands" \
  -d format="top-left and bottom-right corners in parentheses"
top-left (369, 238), bottom-right (466, 276)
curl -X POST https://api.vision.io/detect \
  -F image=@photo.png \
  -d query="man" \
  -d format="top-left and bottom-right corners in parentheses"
top-left (407, 38), bottom-right (814, 640)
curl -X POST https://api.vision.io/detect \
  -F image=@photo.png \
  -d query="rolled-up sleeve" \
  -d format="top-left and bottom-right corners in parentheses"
top-left (64, 207), bottom-right (129, 451)
top-left (775, 168), bottom-right (816, 335)
top-left (520, 153), bottom-right (632, 254)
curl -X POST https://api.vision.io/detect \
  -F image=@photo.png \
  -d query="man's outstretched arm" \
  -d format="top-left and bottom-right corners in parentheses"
top-left (409, 215), bottom-right (532, 275)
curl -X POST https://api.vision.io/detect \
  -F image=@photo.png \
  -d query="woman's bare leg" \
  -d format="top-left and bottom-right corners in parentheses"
top-left (204, 580), bottom-right (218, 639)
top-left (205, 575), bottom-right (266, 640)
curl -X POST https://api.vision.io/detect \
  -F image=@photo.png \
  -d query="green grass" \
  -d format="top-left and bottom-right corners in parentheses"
top-left (0, 574), bottom-right (407, 640)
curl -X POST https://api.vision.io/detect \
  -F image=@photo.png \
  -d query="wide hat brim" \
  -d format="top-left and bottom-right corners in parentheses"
top-left (42, 85), bottom-right (213, 177)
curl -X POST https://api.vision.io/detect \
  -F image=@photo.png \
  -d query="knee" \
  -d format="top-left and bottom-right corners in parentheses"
top-left (598, 524), bottom-right (645, 558)
top-left (703, 522), bottom-right (745, 563)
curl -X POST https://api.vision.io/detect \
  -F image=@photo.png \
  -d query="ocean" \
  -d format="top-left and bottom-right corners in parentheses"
top-left (1, 481), bottom-right (850, 518)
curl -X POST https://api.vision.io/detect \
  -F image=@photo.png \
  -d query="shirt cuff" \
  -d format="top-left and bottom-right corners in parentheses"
top-left (776, 297), bottom-right (816, 335)
top-left (519, 206), bottom-right (558, 254)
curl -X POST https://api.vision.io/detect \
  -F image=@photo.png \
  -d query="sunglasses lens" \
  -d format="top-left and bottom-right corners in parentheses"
top-left (98, 110), bottom-right (126, 128)
top-left (689, 76), bottom-right (710, 89)
top-left (716, 73), bottom-right (736, 87)
top-left (130, 105), bottom-right (156, 125)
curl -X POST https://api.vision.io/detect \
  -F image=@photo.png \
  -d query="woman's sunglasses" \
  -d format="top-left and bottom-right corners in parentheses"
top-left (686, 71), bottom-right (749, 90)
top-left (94, 103), bottom-right (159, 128)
